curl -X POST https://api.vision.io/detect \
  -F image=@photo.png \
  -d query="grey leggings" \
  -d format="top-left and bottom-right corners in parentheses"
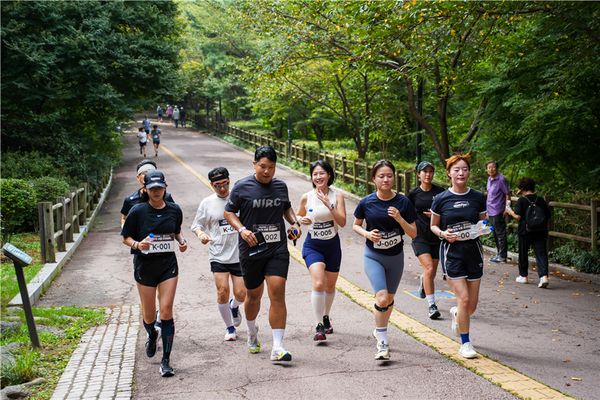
top-left (363, 246), bottom-right (405, 295)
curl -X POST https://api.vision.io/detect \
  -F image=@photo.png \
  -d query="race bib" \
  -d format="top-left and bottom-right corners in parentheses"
top-left (253, 224), bottom-right (281, 243)
top-left (447, 221), bottom-right (474, 241)
top-left (219, 219), bottom-right (236, 236)
top-left (374, 229), bottom-right (402, 250)
top-left (311, 221), bottom-right (336, 240)
top-left (147, 234), bottom-right (176, 253)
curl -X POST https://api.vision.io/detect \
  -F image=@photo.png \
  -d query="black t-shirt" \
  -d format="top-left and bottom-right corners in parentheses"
top-left (151, 129), bottom-right (161, 140)
top-left (430, 188), bottom-right (487, 239)
top-left (353, 193), bottom-right (418, 256)
top-left (408, 185), bottom-right (446, 245)
top-left (225, 175), bottom-right (292, 259)
top-left (120, 190), bottom-right (175, 216)
top-left (514, 194), bottom-right (551, 236)
top-left (121, 201), bottom-right (183, 256)
top-left (179, 109), bottom-right (186, 118)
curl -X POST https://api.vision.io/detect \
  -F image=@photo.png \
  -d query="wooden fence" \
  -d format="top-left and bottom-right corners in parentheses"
top-left (38, 171), bottom-right (112, 263)
top-left (192, 113), bottom-right (599, 252)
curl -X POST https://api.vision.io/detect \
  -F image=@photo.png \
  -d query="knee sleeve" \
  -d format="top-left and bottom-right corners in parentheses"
top-left (374, 303), bottom-right (389, 312)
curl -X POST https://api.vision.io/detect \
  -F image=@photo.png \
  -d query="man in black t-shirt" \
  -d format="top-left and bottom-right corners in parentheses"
top-left (224, 145), bottom-right (301, 363)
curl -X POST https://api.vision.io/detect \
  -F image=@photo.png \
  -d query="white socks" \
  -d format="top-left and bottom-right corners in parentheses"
top-left (246, 319), bottom-right (257, 334)
top-left (325, 291), bottom-right (335, 316)
top-left (230, 297), bottom-right (243, 309)
top-left (426, 294), bottom-right (436, 306)
top-left (218, 302), bottom-right (233, 328)
top-left (376, 327), bottom-right (388, 344)
top-left (272, 329), bottom-right (285, 348)
top-left (312, 291), bottom-right (326, 325)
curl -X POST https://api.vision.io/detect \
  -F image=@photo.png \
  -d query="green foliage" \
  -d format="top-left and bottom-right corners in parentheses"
top-left (0, 180), bottom-right (37, 242)
top-left (480, 232), bottom-right (519, 254)
top-left (0, 151), bottom-right (67, 181)
top-left (549, 242), bottom-right (600, 274)
top-left (0, 345), bottom-right (40, 388)
top-left (29, 177), bottom-right (71, 204)
top-left (1, 233), bottom-right (43, 307)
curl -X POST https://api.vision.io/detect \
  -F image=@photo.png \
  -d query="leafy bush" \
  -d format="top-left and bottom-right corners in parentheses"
top-left (29, 176), bottom-right (71, 203)
top-left (479, 231), bottom-right (518, 254)
top-left (0, 179), bottom-right (37, 242)
top-left (550, 242), bottom-right (600, 274)
top-left (0, 151), bottom-right (67, 181)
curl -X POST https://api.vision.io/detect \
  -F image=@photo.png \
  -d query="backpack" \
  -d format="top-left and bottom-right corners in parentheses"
top-left (524, 195), bottom-right (547, 232)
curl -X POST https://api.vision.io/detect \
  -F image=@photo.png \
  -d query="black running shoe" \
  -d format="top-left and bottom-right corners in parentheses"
top-left (160, 358), bottom-right (174, 377)
top-left (314, 323), bottom-right (327, 341)
top-left (323, 315), bottom-right (333, 334)
top-left (145, 331), bottom-right (158, 358)
top-left (428, 304), bottom-right (441, 319)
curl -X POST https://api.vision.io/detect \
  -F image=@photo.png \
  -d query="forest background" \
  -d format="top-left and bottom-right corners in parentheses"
top-left (2, 0), bottom-right (599, 254)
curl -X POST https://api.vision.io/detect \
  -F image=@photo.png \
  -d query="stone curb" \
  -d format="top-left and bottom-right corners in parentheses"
top-left (9, 172), bottom-right (114, 307)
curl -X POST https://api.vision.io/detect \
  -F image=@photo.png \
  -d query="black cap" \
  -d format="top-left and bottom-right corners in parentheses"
top-left (144, 170), bottom-right (166, 189)
top-left (417, 161), bottom-right (435, 172)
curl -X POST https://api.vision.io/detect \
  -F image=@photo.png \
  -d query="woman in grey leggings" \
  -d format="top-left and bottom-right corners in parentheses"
top-left (353, 160), bottom-right (418, 360)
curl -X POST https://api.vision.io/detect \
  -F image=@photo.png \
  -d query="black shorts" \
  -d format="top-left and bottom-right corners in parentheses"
top-left (153, 139), bottom-right (160, 145)
top-left (134, 253), bottom-right (178, 287)
top-left (240, 252), bottom-right (289, 290)
top-left (439, 240), bottom-right (484, 281)
top-left (412, 241), bottom-right (441, 258)
top-left (211, 261), bottom-right (242, 277)
top-left (139, 141), bottom-right (147, 148)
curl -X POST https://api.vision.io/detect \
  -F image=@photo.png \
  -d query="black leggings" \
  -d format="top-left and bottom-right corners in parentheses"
top-left (518, 233), bottom-right (549, 277)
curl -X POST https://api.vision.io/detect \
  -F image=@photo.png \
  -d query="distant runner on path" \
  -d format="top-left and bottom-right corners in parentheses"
top-left (121, 170), bottom-right (188, 377)
top-left (191, 167), bottom-right (246, 342)
top-left (224, 145), bottom-right (301, 363)
top-left (137, 127), bottom-right (149, 158)
top-left (151, 125), bottom-right (162, 157)
top-left (353, 160), bottom-right (418, 361)
top-left (295, 160), bottom-right (346, 341)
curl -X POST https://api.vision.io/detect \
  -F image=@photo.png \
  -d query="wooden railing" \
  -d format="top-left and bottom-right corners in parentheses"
top-left (192, 113), bottom-right (599, 253)
top-left (38, 170), bottom-right (112, 263)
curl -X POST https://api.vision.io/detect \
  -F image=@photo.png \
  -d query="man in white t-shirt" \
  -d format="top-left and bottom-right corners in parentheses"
top-left (191, 167), bottom-right (246, 341)
top-left (137, 127), bottom-right (149, 157)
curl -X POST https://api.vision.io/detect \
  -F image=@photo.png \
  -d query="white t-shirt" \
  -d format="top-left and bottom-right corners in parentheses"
top-left (306, 188), bottom-right (338, 240)
top-left (191, 193), bottom-right (239, 264)
top-left (137, 131), bottom-right (147, 143)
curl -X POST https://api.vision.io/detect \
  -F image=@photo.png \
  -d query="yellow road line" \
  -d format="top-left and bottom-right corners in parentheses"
top-left (162, 143), bottom-right (569, 400)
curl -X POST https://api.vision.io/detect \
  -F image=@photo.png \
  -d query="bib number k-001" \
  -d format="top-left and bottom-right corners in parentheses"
top-left (148, 234), bottom-right (176, 253)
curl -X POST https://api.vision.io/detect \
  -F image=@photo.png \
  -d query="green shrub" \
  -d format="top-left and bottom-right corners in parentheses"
top-left (572, 250), bottom-right (600, 275)
top-left (29, 176), bottom-right (71, 203)
top-left (0, 151), bottom-right (66, 181)
top-left (0, 179), bottom-right (37, 242)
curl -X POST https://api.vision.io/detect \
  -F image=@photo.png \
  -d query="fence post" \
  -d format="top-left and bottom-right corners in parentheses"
top-left (353, 159), bottom-right (358, 188)
top-left (546, 195), bottom-right (554, 252)
top-left (396, 170), bottom-right (401, 193)
top-left (365, 163), bottom-right (371, 195)
top-left (404, 170), bottom-right (412, 196)
top-left (64, 192), bottom-right (73, 243)
top-left (70, 188), bottom-right (80, 234)
top-left (302, 145), bottom-right (306, 167)
top-left (79, 183), bottom-right (87, 225)
top-left (591, 199), bottom-right (598, 253)
top-left (56, 198), bottom-right (66, 252)
top-left (39, 202), bottom-right (56, 263)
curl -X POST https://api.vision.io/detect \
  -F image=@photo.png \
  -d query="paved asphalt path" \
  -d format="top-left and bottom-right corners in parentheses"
top-left (38, 115), bottom-right (599, 399)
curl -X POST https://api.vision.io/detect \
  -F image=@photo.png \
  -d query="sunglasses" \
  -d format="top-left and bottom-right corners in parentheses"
top-left (213, 182), bottom-right (230, 190)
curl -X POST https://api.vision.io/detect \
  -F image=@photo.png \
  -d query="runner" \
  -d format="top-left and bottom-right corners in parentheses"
top-left (173, 106), bottom-right (180, 128)
top-left (167, 105), bottom-right (173, 123)
top-left (295, 160), bottom-right (346, 341)
top-left (151, 125), bottom-right (162, 157)
top-left (352, 160), bottom-right (418, 360)
top-left (224, 145), bottom-right (301, 362)
top-left (157, 105), bottom-right (164, 123)
top-left (408, 161), bottom-right (446, 319)
top-left (121, 170), bottom-right (188, 377)
top-left (143, 115), bottom-right (151, 137)
top-left (137, 127), bottom-right (148, 158)
top-left (191, 167), bottom-right (246, 341)
top-left (430, 154), bottom-right (487, 359)
top-left (179, 107), bottom-right (186, 128)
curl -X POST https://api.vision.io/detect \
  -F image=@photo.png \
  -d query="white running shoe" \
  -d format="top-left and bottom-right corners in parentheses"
top-left (375, 341), bottom-right (390, 360)
top-left (247, 325), bottom-right (260, 353)
top-left (229, 299), bottom-right (243, 327)
top-left (224, 327), bottom-right (237, 341)
top-left (270, 346), bottom-right (292, 361)
top-left (458, 342), bottom-right (478, 359)
top-left (450, 306), bottom-right (460, 337)
top-left (538, 275), bottom-right (549, 288)
top-left (516, 276), bottom-right (529, 284)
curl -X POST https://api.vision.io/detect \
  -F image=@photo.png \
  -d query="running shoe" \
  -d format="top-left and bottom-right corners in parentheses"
top-left (314, 323), bottom-right (327, 341)
top-left (418, 275), bottom-right (426, 299)
top-left (160, 358), bottom-right (174, 377)
top-left (538, 275), bottom-right (549, 288)
top-left (270, 346), bottom-right (292, 362)
top-left (247, 325), bottom-right (260, 354)
top-left (224, 326), bottom-right (237, 341)
top-left (450, 306), bottom-right (460, 337)
top-left (428, 304), bottom-right (441, 319)
top-left (372, 328), bottom-right (379, 342)
top-left (229, 299), bottom-right (242, 327)
top-left (323, 315), bottom-right (333, 334)
top-left (516, 276), bottom-right (529, 284)
top-left (458, 342), bottom-right (477, 359)
top-left (490, 256), bottom-right (507, 263)
top-left (489, 255), bottom-right (498, 262)
top-left (375, 341), bottom-right (390, 360)
top-left (145, 331), bottom-right (158, 358)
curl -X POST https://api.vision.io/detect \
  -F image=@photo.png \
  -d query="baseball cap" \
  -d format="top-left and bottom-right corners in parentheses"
top-left (417, 161), bottom-right (435, 172)
top-left (143, 170), bottom-right (166, 189)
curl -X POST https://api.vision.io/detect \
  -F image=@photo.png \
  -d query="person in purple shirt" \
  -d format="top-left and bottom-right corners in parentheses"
top-left (486, 161), bottom-right (511, 263)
